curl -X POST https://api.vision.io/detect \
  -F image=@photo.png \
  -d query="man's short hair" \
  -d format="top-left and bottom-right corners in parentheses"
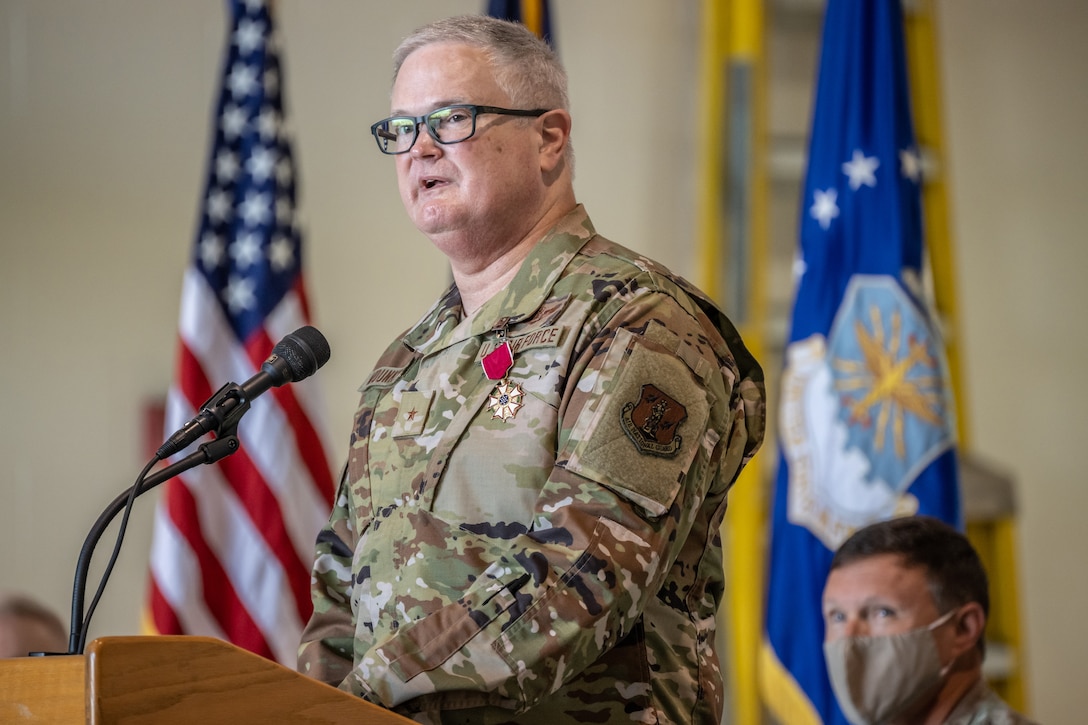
top-left (391, 15), bottom-right (569, 113)
top-left (830, 515), bottom-right (990, 621)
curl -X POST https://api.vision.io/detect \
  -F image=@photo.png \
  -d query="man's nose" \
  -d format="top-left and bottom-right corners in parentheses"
top-left (835, 613), bottom-right (870, 635)
top-left (411, 123), bottom-right (441, 157)
top-left (840, 617), bottom-right (868, 638)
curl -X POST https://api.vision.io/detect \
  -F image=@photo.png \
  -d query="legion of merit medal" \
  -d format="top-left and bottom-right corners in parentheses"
top-left (487, 379), bottom-right (524, 421)
top-left (482, 339), bottom-right (524, 421)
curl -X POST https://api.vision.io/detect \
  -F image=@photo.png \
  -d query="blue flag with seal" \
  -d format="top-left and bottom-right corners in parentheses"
top-left (760, 2), bottom-right (962, 723)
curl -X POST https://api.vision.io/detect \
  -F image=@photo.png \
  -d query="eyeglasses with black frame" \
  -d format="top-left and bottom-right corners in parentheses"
top-left (370, 104), bottom-right (549, 155)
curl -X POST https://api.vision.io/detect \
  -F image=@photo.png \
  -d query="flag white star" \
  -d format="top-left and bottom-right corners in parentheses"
top-left (842, 149), bottom-right (879, 190)
top-left (246, 146), bottom-right (277, 183)
top-left (257, 108), bottom-right (279, 140)
top-left (792, 252), bottom-right (807, 282)
top-left (215, 149), bottom-right (239, 183)
top-left (900, 146), bottom-right (922, 182)
top-left (239, 191), bottom-right (271, 226)
top-left (263, 67), bottom-right (279, 97)
top-left (199, 231), bottom-right (225, 269)
top-left (222, 274), bottom-right (257, 313)
top-left (810, 188), bottom-right (839, 230)
top-left (227, 62), bottom-right (260, 100)
top-left (275, 196), bottom-right (293, 225)
top-left (206, 189), bottom-right (232, 223)
top-left (230, 231), bottom-right (263, 268)
top-left (234, 18), bottom-right (264, 54)
top-left (268, 234), bottom-right (295, 272)
top-left (275, 157), bottom-right (293, 186)
top-left (220, 104), bottom-right (248, 140)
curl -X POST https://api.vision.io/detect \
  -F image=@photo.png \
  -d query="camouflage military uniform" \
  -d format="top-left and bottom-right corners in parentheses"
top-left (945, 678), bottom-right (1040, 725)
top-left (299, 205), bottom-right (765, 724)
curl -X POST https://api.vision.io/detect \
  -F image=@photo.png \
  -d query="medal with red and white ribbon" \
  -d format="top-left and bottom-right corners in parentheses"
top-left (482, 332), bottom-right (524, 421)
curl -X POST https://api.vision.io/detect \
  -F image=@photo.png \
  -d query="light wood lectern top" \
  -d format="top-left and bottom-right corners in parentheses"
top-left (0, 635), bottom-right (414, 724)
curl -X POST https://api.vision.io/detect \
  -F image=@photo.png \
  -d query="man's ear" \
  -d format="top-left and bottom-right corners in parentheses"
top-left (950, 601), bottom-right (986, 658)
top-left (538, 109), bottom-right (571, 173)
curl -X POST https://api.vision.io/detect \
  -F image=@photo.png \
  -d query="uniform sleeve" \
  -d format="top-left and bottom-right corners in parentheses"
top-left (341, 291), bottom-right (764, 712)
top-left (297, 474), bottom-right (358, 685)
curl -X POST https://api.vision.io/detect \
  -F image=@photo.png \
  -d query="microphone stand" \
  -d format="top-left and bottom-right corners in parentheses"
top-left (67, 382), bottom-right (251, 655)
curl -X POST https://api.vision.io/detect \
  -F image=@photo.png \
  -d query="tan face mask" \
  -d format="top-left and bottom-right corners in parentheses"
top-left (823, 608), bottom-right (957, 725)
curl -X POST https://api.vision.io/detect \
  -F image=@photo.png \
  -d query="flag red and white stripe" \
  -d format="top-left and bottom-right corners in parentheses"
top-left (146, 0), bottom-right (335, 666)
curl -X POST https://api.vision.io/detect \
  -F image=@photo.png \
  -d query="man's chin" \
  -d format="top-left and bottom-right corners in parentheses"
top-left (409, 201), bottom-right (458, 234)
top-left (413, 218), bottom-right (455, 240)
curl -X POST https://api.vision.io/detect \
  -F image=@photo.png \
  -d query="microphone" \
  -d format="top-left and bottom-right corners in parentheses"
top-left (68, 326), bottom-right (331, 654)
top-left (156, 326), bottom-right (331, 459)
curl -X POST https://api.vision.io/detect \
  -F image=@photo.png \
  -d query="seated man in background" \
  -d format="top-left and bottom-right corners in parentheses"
top-left (0, 591), bottom-right (68, 657)
top-left (822, 516), bottom-right (1038, 725)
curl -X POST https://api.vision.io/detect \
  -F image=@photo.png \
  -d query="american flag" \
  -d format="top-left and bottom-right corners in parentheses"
top-left (145, 0), bottom-right (335, 666)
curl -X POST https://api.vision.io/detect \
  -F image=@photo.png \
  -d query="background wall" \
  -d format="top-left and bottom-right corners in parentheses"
top-left (937, 2), bottom-right (1087, 719)
top-left (0, 1), bottom-right (1083, 722)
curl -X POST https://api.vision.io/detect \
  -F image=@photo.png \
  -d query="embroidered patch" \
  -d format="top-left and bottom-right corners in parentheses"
top-left (561, 328), bottom-right (710, 517)
top-left (363, 365), bottom-right (407, 389)
top-left (479, 326), bottom-right (564, 359)
top-left (621, 383), bottom-right (687, 457)
top-left (488, 380), bottom-right (524, 421)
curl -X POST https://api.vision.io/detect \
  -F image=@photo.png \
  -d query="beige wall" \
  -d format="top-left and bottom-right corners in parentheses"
top-left (937, 1), bottom-right (1087, 720)
top-left (0, 1), bottom-right (1083, 722)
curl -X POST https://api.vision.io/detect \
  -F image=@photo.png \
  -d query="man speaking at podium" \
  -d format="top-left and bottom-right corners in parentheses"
top-left (298, 15), bottom-right (765, 724)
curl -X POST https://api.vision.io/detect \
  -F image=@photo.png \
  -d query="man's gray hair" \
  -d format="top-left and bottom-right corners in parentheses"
top-left (392, 15), bottom-right (569, 112)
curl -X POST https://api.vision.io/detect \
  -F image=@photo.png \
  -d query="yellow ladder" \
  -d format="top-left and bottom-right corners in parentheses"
top-left (696, 1), bottom-right (769, 723)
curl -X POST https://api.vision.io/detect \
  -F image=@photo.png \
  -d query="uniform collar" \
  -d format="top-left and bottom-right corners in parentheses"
top-left (403, 205), bottom-right (595, 354)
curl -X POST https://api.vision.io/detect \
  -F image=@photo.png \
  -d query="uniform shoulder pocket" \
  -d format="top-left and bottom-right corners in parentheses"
top-left (560, 324), bottom-right (715, 517)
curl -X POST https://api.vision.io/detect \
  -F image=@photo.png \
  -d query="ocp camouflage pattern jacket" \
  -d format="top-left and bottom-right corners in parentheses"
top-left (299, 205), bottom-right (766, 724)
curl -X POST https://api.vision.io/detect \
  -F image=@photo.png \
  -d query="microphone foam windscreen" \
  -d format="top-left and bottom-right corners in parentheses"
top-left (276, 326), bottom-right (331, 381)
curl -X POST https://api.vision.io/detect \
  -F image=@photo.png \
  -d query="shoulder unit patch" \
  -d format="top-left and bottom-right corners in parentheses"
top-left (621, 383), bottom-right (687, 457)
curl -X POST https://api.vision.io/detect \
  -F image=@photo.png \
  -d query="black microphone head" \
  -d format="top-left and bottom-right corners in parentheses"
top-left (271, 326), bottom-right (331, 383)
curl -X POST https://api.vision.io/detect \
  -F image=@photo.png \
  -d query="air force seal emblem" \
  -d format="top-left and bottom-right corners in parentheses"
top-left (621, 383), bottom-right (687, 457)
top-left (780, 275), bottom-right (956, 549)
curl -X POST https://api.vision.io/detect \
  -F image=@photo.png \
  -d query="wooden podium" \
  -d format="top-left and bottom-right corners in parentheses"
top-left (0, 635), bottom-right (414, 724)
